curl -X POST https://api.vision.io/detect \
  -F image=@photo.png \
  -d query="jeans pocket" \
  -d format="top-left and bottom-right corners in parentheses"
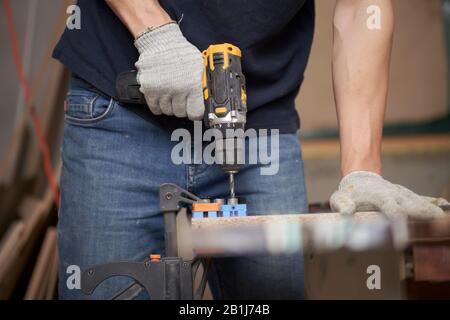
top-left (64, 89), bottom-right (116, 125)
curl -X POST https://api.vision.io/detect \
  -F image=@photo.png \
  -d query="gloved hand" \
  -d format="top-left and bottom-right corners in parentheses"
top-left (330, 171), bottom-right (448, 219)
top-left (134, 23), bottom-right (204, 120)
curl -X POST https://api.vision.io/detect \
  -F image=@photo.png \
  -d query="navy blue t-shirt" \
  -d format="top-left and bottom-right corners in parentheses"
top-left (53, 0), bottom-right (315, 133)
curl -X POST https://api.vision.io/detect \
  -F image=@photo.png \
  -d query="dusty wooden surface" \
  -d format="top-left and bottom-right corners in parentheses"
top-left (191, 211), bottom-right (383, 230)
top-left (190, 210), bottom-right (450, 244)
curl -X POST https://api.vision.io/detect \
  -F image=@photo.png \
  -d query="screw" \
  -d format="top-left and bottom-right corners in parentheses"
top-left (165, 192), bottom-right (173, 200)
top-left (88, 269), bottom-right (94, 276)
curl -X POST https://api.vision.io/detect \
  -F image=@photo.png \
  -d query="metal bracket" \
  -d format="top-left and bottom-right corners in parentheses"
top-left (159, 183), bottom-right (200, 212)
top-left (159, 184), bottom-right (200, 257)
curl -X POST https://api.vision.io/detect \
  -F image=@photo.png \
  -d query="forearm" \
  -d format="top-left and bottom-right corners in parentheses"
top-left (105, 0), bottom-right (172, 37)
top-left (333, 0), bottom-right (394, 176)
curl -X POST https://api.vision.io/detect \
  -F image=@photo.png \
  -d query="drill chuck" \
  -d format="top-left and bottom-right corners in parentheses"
top-left (215, 137), bottom-right (245, 173)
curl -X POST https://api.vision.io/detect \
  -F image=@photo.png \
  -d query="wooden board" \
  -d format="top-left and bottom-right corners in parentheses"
top-left (0, 222), bottom-right (25, 275)
top-left (188, 212), bottom-right (393, 257)
top-left (189, 211), bottom-right (450, 258)
top-left (0, 189), bottom-right (54, 299)
top-left (191, 212), bottom-right (383, 230)
top-left (301, 134), bottom-right (450, 160)
top-left (192, 211), bottom-right (450, 236)
top-left (24, 227), bottom-right (57, 300)
top-left (44, 245), bottom-right (59, 300)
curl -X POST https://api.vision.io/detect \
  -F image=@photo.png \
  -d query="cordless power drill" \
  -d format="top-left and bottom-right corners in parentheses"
top-left (116, 43), bottom-right (247, 202)
top-left (202, 44), bottom-right (247, 202)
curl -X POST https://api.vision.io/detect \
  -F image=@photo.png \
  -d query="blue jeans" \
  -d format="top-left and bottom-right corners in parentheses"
top-left (58, 76), bottom-right (308, 300)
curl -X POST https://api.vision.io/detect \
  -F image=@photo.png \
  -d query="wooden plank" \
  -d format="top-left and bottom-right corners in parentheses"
top-left (0, 222), bottom-right (25, 275)
top-left (191, 212), bottom-right (383, 230)
top-left (0, 180), bottom-right (33, 238)
top-left (301, 134), bottom-right (450, 160)
top-left (192, 211), bottom-right (450, 236)
top-left (0, 189), bottom-right (54, 299)
top-left (17, 196), bottom-right (41, 220)
top-left (189, 212), bottom-right (390, 256)
top-left (190, 211), bottom-right (450, 257)
top-left (24, 227), bottom-right (57, 300)
top-left (44, 245), bottom-right (59, 300)
top-left (0, 211), bottom-right (44, 298)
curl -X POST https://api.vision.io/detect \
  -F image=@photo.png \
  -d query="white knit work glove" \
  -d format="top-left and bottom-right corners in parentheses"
top-left (134, 23), bottom-right (204, 120)
top-left (330, 171), bottom-right (448, 219)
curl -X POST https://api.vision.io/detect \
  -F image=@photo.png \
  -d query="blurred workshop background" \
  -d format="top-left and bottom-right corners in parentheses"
top-left (0, 0), bottom-right (449, 299)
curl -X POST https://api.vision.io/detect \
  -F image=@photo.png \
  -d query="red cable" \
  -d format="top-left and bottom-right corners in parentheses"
top-left (3, 0), bottom-right (33, 102)
top-left (3, 0), bottom-right (60, 208)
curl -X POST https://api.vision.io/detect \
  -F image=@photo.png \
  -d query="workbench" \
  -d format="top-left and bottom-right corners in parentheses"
top-left (81, 183), bottom-right (450, 300)
top-left (187, 210), bottom-right (450, 299)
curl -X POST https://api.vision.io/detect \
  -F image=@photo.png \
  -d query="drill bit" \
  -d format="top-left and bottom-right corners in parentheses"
top-left (229, 172), bottom-right (235, 199)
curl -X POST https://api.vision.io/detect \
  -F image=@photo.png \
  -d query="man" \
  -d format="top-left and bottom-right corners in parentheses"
top-left (54, 0), bottom-right (445, 300)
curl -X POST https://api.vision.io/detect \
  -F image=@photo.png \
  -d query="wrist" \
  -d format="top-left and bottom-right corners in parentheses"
top-left (339, 170), bottom-right (382, 189)
top-left (105, 0), bottom-right (173, 38)
top-left (341, 157), bottom-right (382, 177)
top-left (130, 11), bottom-right (172, 38)
top-left (134, 21), bottom-right (177, 41)
top-left (127, 2), bottom-right (172, 38)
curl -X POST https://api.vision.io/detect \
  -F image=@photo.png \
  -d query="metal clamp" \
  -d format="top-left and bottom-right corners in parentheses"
top-left (80, 184), bottom-right (205, 300)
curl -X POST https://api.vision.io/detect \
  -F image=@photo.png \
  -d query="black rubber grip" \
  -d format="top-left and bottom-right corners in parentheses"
top-left (116, 70), bottom-right (146, 105)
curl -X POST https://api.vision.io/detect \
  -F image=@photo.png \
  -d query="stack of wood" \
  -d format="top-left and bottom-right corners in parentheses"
top-left (0, 82), bottom-right (66, 300)
top-left (0, 190), bottom-right (58, 299)
top-left (0, 65), bottom-right (67, 298)
top-left (0, 0), bottom-right (73, 300)
top-left (0, 102), bottom-right (65, 300)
